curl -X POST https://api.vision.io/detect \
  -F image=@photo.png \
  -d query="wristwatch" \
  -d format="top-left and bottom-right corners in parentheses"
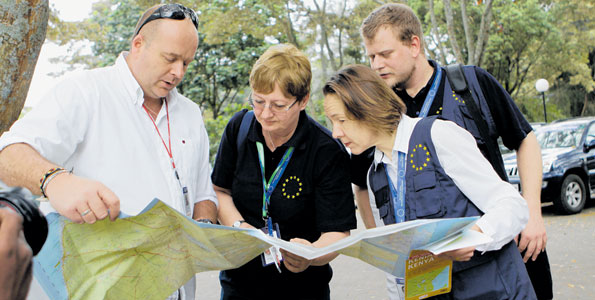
top-left (232, 220), bottom-right (246, 228)
top-left (196, 218), bottom-right (213, 224)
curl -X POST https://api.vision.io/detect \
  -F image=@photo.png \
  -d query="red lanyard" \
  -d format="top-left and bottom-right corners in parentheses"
top-left (143, 98), bottom-right (176, 169)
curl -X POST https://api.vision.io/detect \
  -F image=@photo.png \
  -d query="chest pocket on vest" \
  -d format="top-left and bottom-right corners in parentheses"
top-left (411, 172), bottom-right (446, 219)
top-left (371, 181), bottom-right (392, 221)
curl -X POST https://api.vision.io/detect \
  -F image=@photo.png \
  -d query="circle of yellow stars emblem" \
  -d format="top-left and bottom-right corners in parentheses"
top-left (282, 176), bottom-right (303, 199)
top-left (452, 90), bottom-right (465, 104)
top-left (410, 144), bottom-right (431, 171)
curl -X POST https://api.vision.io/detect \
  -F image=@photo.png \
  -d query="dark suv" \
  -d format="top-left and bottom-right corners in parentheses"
top-left (503, 117), bottom-right (595, 214)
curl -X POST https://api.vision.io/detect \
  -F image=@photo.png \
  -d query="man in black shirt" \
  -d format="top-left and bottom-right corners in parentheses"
top-left (353, 3), bottom-right (552, 300)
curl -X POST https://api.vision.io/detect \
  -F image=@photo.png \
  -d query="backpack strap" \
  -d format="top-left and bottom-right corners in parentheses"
top-left (237, 110), bottom-right (254, 153)
top-left (445, 64), bottom-right (508, 181)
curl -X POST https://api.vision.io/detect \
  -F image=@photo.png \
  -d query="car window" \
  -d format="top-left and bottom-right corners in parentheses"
top-left (536, 124), bottom-right (586, 149)
top-left (586, 124), bottom-right (595, 145)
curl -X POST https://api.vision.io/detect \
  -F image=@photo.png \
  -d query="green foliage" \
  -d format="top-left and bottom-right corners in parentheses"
top-left (87, 1), bottom-right (145, 67)
top-left (514, 94), bottom-right (564, 123)
top-left (204, 102), bottom-right (252, 163)
top-left (483, 0), bottom-right (552, 95)
top-left (44, 0), bottom-right (594, 134)
top-left (180, 32), bottom-right (267, 119)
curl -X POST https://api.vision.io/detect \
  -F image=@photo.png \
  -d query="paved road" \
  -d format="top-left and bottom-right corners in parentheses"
top-left (28, 202), bottom-right (595, 299)
top-left (542, 201), bottom-right (595, 299)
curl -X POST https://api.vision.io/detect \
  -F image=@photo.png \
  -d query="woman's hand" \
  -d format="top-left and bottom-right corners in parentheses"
top-left (280, 238), bottom-right (313, 273)
top-left (437, 246), bottom-right (476, 262)
top-left (436, 225), bottom-right (482, 262)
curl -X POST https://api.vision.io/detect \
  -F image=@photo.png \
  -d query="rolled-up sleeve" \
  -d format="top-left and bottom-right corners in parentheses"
top-left (0, 78), bottom-right (90, 166)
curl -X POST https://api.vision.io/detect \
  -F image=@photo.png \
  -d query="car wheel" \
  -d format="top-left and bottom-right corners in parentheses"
top-left (554, 174), bottom-right (586, 214)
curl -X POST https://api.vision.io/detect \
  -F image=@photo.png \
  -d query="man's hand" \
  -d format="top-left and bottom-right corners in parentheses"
top-left (515, 132), bottom-right (547, 262)
top-left (515, 214), bottom-right (547, 262)
top-left (45, 173), bottom-right (120, 224)
top-left (0, 208), bottom-right (33, 300)
top-left (280, 238), bottom-right (313, 273)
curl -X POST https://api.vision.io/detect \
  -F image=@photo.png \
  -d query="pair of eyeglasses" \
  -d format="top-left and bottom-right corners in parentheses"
top-left (135, 3), bottom-right (199, 36)
top-left (249, 95), bottom-right (299, 114)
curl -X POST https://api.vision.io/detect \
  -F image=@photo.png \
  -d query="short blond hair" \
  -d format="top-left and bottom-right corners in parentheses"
top-left (250, 44), bottom-right (311, 102)
top-left (361, 3), bottom-right (424, 48)
top-left (323, 64), bottom-right (406, 135)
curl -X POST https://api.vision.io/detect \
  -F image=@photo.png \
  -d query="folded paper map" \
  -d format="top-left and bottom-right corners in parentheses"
top-left (34, 199), bottom-right (491, 299)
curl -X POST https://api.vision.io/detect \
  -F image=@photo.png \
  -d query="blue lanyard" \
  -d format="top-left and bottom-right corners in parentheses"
top-left (418, 63), bottom-right (442, 118)
top-left (384, 151), bottom-right (406, 223)
top-left (256, 142), bottom-right (294, 235)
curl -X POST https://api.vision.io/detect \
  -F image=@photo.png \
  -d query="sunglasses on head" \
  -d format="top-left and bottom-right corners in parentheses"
top-left (135, 3), bottom-right (199, 36)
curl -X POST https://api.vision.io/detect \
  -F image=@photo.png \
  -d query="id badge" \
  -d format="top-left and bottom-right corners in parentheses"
top-left (394, 277), bottom-right (405, 300)
top-left (260, 223), bottom-right (283, 267)
top-left (404, 250), bottom-right (452, 300)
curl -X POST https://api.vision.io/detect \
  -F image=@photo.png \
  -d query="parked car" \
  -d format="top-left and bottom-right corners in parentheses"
top-left (503, 117), bottom-right (595, 214)
top-left (498, 122), bottom-right (545, 155)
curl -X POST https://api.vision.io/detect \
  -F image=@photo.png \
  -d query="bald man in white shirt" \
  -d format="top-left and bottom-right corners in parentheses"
top-left (0, 3), bottom-right (218, 299)
top-left (0, 5), bottom-right (217, 298)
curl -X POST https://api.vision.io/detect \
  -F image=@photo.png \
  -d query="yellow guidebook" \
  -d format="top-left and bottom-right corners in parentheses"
top-left (405, 250), bottom-right (452, 300)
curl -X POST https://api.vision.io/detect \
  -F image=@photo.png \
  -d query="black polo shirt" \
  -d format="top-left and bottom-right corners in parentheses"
top-left (351, 60), bottom-right (533, 187)
top-left (212, 109), bottom-right (356, 298)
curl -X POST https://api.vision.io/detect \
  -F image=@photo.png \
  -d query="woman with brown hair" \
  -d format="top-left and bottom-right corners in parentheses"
top-left (323, 64), bottom-right (536, 300)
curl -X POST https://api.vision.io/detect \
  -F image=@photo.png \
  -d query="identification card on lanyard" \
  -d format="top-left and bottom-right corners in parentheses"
top-left (384, 151), bottom-right (406, 224)
top-left (256, 141), bottom-right (294, 272)
top-left (143, 98), bottom-right (191, 217)
top-left (418, 63), bottom-right (442, 118)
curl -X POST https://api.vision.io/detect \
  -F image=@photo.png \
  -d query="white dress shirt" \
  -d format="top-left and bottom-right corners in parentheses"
top-left (367, 115), bottom-right (528, 252)
top-left (0, 52), bottom-right (217, 300)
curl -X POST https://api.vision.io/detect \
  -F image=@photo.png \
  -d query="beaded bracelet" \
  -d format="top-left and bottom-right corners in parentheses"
top-left (39, 167), bottom-right (66, 197)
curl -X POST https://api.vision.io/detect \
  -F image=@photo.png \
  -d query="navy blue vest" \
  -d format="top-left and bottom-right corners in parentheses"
top-left (442, 65), bottom-right (506, 173)
top-left (370, 117), bottom-right (535, 299)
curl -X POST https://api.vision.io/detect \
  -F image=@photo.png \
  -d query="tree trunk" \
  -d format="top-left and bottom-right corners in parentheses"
top-left (313, 0), bottom-right (337, 71)
top-left (0, 0), bottom-right (48, 133)
top-left (283, 0), bottom-right (300, 48)
top-left (459, 0), bottom-right (474, 65)
top-left (581, 93), bottom-right (588, 116)
top-left (472, 0), bottom-right (493, 66)
top-left (428, 0), bottom-right (447, 65)
top-left (318, 26), bottom-right (328, 81)
top-left (443, 0), bottom-right (464, 64)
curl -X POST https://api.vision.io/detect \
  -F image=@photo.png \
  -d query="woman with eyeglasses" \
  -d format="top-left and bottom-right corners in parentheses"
top-left (211, 44), bottom-right (356, 299)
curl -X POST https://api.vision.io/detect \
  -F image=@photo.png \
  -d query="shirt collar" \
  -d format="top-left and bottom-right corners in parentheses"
top-left (115, 52), bottom-right (180, 108)
top-left (393, 59), bottom-right (439, 102)
top-left (373, 115), bottom-right (420, 167)
top-left (247, 110), bottom-right (310, 151)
